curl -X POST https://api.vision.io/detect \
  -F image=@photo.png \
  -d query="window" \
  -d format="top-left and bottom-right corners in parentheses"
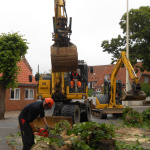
top-left (144, 76), bottom-right (148, 83)
top-left (25, 89), bottom-right (34, 100)
top-left (97, 89), bottom-right (101, 92)
top-left (92, 82), bottom-right (96, 88)
top-left (10, 88), bottom-right (20, 100)
top-left (88, 82), bottom-right (91, 88)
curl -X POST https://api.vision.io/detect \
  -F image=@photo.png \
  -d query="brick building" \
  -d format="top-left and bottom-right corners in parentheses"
top-left (88, 63), bottom-right (150, 93)
top-left (5, 57), bottom-right (37, 111)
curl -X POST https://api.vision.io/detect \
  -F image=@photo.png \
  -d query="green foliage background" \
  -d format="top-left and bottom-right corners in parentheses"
top-left (101, 6), bottom-right (150, 72)
top-left (141, 82), bottom-right (150, 97)
top-left (88, 88), bottom-right (93, 97)
top-left (0, 32), bottom-right (28, 88)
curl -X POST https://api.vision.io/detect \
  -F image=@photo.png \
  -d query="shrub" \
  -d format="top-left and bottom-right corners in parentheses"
top-left (122, 107), bottom-right (132, 120)
top-left (122, 108), bottom-right (143, 127)
top-left (71, 122), bottom-right (115, 149)
top-left (142, 107), bottom-right (150, 123)
top-left (141, 82), bottom-right (150, 97)
top-left (88, 88), bottom-right (93, 97)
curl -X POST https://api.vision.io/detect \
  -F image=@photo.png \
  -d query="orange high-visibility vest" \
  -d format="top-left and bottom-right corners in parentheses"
top-left (72, 73), bottom-right (79, 81)
top-left (77, 81), bottom-right (81, 88)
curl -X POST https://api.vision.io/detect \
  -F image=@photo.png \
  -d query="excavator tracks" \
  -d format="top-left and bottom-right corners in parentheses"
top-left (91, 109), bottom-right (107, 119)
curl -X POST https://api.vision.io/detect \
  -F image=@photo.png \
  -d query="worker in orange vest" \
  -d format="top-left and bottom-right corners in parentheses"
top-left (70, 71), bottom-right (81, 89)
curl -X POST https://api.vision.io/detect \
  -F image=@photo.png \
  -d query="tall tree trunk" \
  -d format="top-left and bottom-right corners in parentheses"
top-left (0, 87), bottom-right (6, 119)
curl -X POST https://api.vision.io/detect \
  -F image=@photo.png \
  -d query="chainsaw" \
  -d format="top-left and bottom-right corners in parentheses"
top-left (34, 128), bottom-right (62, 139)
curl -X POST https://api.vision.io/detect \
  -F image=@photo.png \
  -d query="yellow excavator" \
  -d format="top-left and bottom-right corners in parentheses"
top-left (91, 51), bottom-right (146, 119)
top-left (34, 0), bottom-right (91, 127)
top-left (51, 0), bottom-right (78, 72)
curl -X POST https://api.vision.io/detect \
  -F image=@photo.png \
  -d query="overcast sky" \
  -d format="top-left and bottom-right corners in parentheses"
top-left (0, 0), bottom-right (149, 75)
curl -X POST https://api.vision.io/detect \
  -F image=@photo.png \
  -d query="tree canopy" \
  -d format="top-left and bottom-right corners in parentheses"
top-left (0, 32), bottom-right (28, 88)
top-left (141, 82), bottom-right (150, 97)
top-left (101, 6), bottom-right (150, 72)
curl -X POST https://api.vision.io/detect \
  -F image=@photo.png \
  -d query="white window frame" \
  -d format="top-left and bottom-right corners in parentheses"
top-left (88, 82), bottom-right (91, 88)
top-left (92, 82), bottom-right (96, 88)
top-left (10, 88), bottom-right (20, 100)
top-left (97, 88), bottom-right (101, 92)
top-left (25, 89), bottom-right (34, 100)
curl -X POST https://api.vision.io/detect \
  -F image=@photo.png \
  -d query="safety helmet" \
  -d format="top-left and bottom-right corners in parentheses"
top-left (44, 98), bottom-right (54, 108)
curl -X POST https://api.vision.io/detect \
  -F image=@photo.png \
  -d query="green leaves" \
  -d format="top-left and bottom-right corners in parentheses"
top-left (0, 32), bottom-right (28, 88)
top-left (122, 108), bottom-right (143, 127)
top-left (142, 107), bottom-right (150, 124)
top-left (88, 88), bottom-right (93, 97)
top-left (72, 121), bottom-right (115, 149)
top-left (115, 140), bottom-right (144, 150)
top-left (141, 82), bottom-right (150, 97)
top-left (34, 121), bottom-right (116, 150)
top-left (53, 120), bottom-right (71, 134)
top-left (122, 107), bottom-right (150, 129)
top-left (101, 6), bottom-right (150, 72)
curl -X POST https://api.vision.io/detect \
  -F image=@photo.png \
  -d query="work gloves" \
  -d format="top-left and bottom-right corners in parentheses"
top-left (45, 124), bottom-right (50, 130)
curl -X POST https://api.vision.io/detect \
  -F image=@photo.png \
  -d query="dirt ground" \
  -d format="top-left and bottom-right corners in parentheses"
top-left (116, 127), bottom-right (150, 149)
top-left (2, 106), bottom-right (150, 150)
top-left (5, 122), bottom-right (150, 150)
top-left (5, 126), bottom-right (150, 150)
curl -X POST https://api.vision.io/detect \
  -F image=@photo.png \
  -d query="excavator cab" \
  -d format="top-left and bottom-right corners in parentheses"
top-left (102, 80), bottom-right (122, 105)
top-left (34, 1), bottom-right (91, 126)
top-left (67, 60), bottom-right (88, 94)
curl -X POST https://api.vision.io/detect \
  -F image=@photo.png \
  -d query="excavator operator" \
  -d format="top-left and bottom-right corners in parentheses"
top-left (18, 98), bottom-right (54, 150)
top-left (70, 70), bottom-right (81, 89)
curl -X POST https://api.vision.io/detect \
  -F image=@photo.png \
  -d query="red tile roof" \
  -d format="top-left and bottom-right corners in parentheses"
top-left (17, 59), bottom-right (37, 85)
top-left (95, 65), bottom-right (115, 87)
top-left (88, 65), bottom-right (107, 82)
top-left (88, 63), bottom-right (150, 88)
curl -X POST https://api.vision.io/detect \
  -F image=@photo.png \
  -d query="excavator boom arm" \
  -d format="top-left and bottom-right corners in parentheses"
top-left (121, 51), bottom-right (139, 84)
top-left (51, 0), bottom-right (78, 72)
top-left (110, 51), bottom-right (146, 104)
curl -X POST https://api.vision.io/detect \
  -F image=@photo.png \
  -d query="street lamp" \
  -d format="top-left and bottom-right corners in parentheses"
top-left (126, 0), bottom-right (131, 107)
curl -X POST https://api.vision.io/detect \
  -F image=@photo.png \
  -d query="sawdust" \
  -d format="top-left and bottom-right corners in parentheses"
top-left (6, 127), bottom-right (150, 150)
top-left (116, 127), bottom-right (150, 143)
top-left (31, 140), bottom-right (72, 150)
top-left (31, 141), bottom-right (55, 150)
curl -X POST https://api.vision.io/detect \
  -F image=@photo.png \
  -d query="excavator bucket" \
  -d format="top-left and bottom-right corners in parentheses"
top-left (51, 43), bottom-right (78, 72)
top-left (33, 116), bottom-right (73, 128)
top-left (121, 90), bottom-right (146, 101)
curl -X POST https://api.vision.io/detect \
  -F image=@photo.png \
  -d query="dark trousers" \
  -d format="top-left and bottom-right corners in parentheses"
top-left (19, 117), bottom-right (35, 150)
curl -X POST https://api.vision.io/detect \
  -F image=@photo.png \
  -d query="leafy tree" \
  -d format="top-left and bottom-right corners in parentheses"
top-left (0, 32), bottom-right (28, 118)
top-left (141, 82), bottom-right (150, 97)
top-left (101, 6), bottom-right (150, 72)
top-left (88, 88), bottom-right (93, 97)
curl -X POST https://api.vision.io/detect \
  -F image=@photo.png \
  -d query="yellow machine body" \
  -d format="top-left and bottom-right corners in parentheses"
top-left (92, 51), bottom-right (146, 118)
top-left (36, 60), bottom-right (90, 125)
top-left (35, 1), bottom-right (90, 125)
top-left (110, 51), bottom-right (146, 103)
top-left (37, 72), bottom-right (88, 101)
top-left (51, 0), bottom-right (78, 72)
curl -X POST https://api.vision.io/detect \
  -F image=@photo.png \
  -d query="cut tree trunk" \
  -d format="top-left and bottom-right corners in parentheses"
top-left (0, 87), bottom-right (6, 119)
top-left (96, 139), bottom-right (116, 150)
